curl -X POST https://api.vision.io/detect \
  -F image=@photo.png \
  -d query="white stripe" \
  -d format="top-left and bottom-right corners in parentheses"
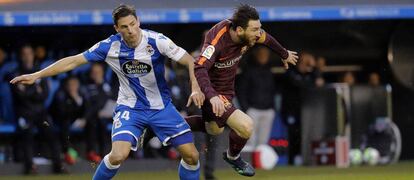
top-left (103, 154), bottom-right (120, 169)
top-left (135, 35), bottom-right (165, 109)
top-left (180, 159), bottom-right (200, 171)
top-left (226, 149), bottom-right (240, 160)
top-left (162, 129), bottom-right (191, 146)
top-left (112, 130), bottom-right (139, 151)
top-left (105, 41), bottom-right (137, 108)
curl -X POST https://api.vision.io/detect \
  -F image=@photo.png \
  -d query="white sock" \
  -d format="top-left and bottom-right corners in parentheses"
top-left (226, 149), bottom-right (240, 160)
top-left (180, 159), bottom-right (200, 171)
top-left (103, 154), bottom-right (121, 169)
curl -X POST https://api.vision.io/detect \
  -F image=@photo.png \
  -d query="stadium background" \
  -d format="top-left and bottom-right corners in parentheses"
top-left (1, 0), bottom-right (414, 179)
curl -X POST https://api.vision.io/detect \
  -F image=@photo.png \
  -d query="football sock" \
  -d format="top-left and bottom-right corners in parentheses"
top-left (178, 159), bottom-right (200, 180)
top-left (228, 130), bottom-right (248, 158)
top-left (92, 154), bottom-right (120, 180)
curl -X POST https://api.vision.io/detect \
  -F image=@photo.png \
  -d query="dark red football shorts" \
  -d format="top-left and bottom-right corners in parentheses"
top-left (202, 95), bottom-right (237, 128)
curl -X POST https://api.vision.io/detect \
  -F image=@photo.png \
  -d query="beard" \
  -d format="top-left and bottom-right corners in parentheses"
top-left (238, 34), bottom-right (255, 47)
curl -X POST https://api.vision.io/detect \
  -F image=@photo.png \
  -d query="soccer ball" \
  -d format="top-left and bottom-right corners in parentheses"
top-left (253, 144), bottom-right (278, 170)
top-left (349, 149), bottom-right (363, 165)
top-left (363, 147), bottom-right (380, 165)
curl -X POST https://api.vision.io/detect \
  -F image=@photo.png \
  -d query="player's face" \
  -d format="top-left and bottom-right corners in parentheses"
top-left (238, 20), bottom-right (262, 47)
top-left (115, 15), bottom-right (140, 46)
top-left (90, 64), bottom-right (104, 84)
top-left (66, 78), bottom-right (80, 94)
top-left (0, 48), bottom-right (5, 65)
top-left (255, 47), bottom-right (270, 65)
top-left (20, 46), bottom-right (35, 70)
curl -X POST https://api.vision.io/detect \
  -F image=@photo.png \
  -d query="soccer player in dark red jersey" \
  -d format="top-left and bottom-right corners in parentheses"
top-left (185, 4), bottom-right (298, 176)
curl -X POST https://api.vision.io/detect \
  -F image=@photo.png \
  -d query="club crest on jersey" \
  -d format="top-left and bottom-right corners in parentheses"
top-left (146, 45), bottom-right (154, 55)
top-left (202, 45), bottom-right (215, 59)
top-left (122, 59), bottom-right (152, 78)
top-left (219, 95), bottom-right (232, 109)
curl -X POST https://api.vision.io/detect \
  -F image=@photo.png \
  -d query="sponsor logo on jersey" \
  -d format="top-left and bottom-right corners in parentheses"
top-left (119, 52), bottom-right (129, 57)
top-left (176, 122), bottom-right (187, 128)
top-left (122, 59), bottom-right (152, 77)
top-left (214, 55), bottom-right (242, 68)
top-left (168, 41), bottom-right (177, 50)
top-left (201, 45), bottom-right (215, 59)
top-left (168, 41), bottom-right (181, 56)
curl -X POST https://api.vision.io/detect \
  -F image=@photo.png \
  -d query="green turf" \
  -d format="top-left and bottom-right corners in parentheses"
top-left (3, 161), bottom-right (414, 180)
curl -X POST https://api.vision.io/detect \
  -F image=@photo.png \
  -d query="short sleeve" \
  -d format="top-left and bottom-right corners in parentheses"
top-left (82, 38), bottom-right (112, 62)
top-left (156, 33), bottom-right (186, 61)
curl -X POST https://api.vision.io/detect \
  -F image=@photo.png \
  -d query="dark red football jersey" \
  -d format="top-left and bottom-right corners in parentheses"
top-left (195, 19), bottom-right (289, 100)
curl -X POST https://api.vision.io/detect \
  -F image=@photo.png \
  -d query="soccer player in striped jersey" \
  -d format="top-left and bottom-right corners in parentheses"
top-left (185, 4), bottom-right (298, 176)
top-left (11, 4), bottom-right (204, 180)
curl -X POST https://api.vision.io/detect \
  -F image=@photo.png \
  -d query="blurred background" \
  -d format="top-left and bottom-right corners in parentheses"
top-left (0, 0), bottom-right (414, 179)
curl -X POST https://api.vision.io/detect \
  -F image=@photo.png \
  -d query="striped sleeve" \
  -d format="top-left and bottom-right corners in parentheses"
top-left (257, 29), bottom-right (289, 59)
top-left (194, 26), bottom-right (228, 100)
top-left (83, 38), bottom-right (112, 62)
top-left (156, 33), bottom-right (186, 61)
top-left (196, 26), bottom-right (227, 66)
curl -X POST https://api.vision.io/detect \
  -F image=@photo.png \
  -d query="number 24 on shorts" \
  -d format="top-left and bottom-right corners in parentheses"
top-left (114, 111), bottom-right (130, 121)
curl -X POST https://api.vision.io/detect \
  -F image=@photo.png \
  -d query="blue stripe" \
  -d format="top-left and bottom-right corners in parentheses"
top-left (1, 5), bottom-right (414, 26)
top-left (147, 37), bottom-right (172, 107)
top-left (118, 41), bottom-right (150, 108)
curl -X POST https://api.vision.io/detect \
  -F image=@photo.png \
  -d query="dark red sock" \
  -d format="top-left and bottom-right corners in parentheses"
top-left (228, 130), bottom-right (248, 157)
top-left (184, 115), bottom-right (207, 133)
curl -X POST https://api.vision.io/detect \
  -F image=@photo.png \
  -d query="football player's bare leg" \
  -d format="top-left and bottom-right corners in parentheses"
top-left (206, 121), bottom-right (224, 135)
top-left (221, 110), bottom-right (255, 177)
top-left (108, 141), bottom-right (131, 165)
top-left (185, 116), bottom-right (224, 135)
top-left (173, 134), bottom-right (200, 180)
top-left (176, 143), bottom-right (200, 166)
top-left (92, 141), bottom-right (131, 180)
top-left (226, 110), bottom-right (254, 157)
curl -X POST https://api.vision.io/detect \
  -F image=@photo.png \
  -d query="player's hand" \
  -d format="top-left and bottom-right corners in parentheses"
top-left (282, 50), bottom-right (298, 69)
top-left (186, 89), bottom-right (205, 109)
top-left (9, 73), bottom-right (40, 85)
top-left (210, 96), bottom-right (226, 117)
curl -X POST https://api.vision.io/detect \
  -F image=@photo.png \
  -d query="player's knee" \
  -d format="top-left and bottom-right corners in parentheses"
top-left (182, 150), bottom-right (199, 165)
top-left (206, 126), bottom-right (224, 136)
top-left (239, 119), bottom-right (254, 139)
top-left (108, 151), bottom-right (128, 165)
top-left (206, 122), bottom-right (224, 135)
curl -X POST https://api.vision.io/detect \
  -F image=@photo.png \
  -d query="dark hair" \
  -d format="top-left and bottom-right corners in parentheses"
top-left (112, 4), bottom-right (137, 25)
top-left (231, 4), bottom-right (260, 30)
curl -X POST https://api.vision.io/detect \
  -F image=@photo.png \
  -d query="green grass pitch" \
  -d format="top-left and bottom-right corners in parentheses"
top-left (3, 161), bottom-right (414, 180)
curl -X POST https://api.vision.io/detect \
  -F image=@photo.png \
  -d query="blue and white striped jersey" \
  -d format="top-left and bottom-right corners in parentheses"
top-left (83, 29), bottom-right (186, 110)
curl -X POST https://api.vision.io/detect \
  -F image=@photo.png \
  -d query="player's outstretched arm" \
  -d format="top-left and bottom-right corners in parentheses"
top-left (282, 50), bottom-right (299, 69)
top-left (257, 30), bottom-right (298, 69)
top-left (177, 52), bottom-right (205, 108)
top-left (10, 53), bottom-right (88, 85)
